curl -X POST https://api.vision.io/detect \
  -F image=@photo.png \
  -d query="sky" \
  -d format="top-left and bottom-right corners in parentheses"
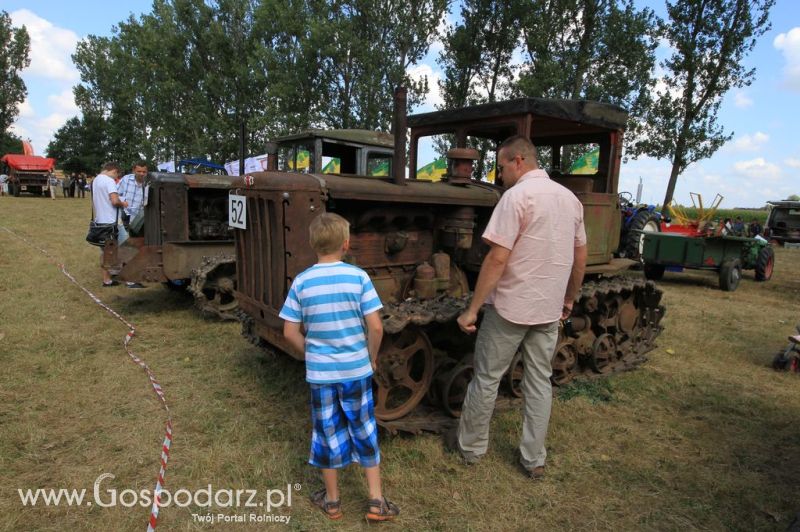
top-left (5, 0), bottom-right (799, 207)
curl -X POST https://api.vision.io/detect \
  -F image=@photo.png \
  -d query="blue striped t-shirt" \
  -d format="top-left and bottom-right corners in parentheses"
top-left (279, 262), bottom-right (383, 384)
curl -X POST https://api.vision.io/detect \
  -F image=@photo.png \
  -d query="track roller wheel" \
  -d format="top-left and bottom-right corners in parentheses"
top-left (590, 334), bottom-right (617, 374)
top-left (373, 328), bottom-right (434, 421)
top-left (551, 341), bottom-right (578, 385)
top-left (427, 357), bottom-right (458, 405)
top-left (439, 362), bottom-right (474, 417)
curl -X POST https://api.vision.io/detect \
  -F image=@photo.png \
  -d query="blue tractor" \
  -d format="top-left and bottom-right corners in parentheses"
top-left (617, 191), bottom-right (663, 261)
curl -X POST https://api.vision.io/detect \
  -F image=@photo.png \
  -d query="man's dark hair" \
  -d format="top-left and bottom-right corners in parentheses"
top-left (133, 160), bottom-right (149, 169)
top-left (101, 161), bottom-right (121, 173)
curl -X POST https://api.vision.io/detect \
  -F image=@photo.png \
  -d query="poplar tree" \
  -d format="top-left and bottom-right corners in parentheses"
top-left (628, 0), bottom-right (774, 209)
top-left (0, 11), bottom-right (31, 137)
top-left (515, 0), bottom-right (658, 139)
top-left (438, 0), bottom-right (523, 109)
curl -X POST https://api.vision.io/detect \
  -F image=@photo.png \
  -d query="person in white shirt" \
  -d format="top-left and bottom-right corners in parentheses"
top-left (48, 174), bottom-right (58, 199)
top-left (92, 162), bottom-right (128, 287)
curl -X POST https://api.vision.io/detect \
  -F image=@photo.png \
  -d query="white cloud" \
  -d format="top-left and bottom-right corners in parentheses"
top-left (8, 122), bottom-right (29, 140)
top-left (38, 113), bottom-right (73, 133)
top-left (726, 131), bottom-right (769, 152)
top-left (619, 154), bottom-right (787, 208)
top-left (407, 63), bottom-right (443, 110)
top-left (10, 9), bottom-right (80, 82)
top-left (18, 98), bottom-right (35, 118)
top-left (47, 89), bottom-right (79, 116)
top-left (732, 158), bottom-right (782, 181)
top-left (785, 157), bottom-right (800, 168)
top-left (701, 173), bottom-right (723, 185)
top-left (733, 90), bottom-right (753, 108)
top-left (774, 27), bottom-right (800, 92)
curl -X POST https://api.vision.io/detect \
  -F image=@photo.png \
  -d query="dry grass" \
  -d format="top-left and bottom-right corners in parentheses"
top-left (1, 195), bottom-right (799, 531)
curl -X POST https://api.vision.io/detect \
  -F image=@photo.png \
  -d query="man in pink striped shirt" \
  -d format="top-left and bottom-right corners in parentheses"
top-left (452, 135), bottom-right (587, 479)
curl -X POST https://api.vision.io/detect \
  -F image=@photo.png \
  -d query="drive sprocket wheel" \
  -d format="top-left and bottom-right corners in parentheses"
top-left (373, 327), bottom-right (435, 421)
top-left (190, 254), bottom-right (238, 320)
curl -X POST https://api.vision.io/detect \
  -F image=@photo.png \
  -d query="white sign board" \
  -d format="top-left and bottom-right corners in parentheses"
top-left (225, 154), bottom-right (269, 176)
top-left (228, 194), bottom-right (247, 229)
top-left (157, 161), bottom-right (176, 172)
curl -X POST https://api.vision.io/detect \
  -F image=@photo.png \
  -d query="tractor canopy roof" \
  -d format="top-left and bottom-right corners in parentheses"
top-left (1, 154), bottom-right (56, 172)
top-left (408, 97), bottom-right (628, 133)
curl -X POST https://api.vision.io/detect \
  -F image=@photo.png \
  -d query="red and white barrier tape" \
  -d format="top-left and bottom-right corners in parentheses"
top-left (2, 227), bottom-right (172, 531)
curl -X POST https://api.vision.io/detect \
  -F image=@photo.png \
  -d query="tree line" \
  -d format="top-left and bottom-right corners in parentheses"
top-left (3, 1), bottom-right (777, 206)
top-left (0, 11), bottom-right (30, 156)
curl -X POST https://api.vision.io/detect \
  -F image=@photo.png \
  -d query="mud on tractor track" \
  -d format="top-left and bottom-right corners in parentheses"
top-left (190, 254), bottom-right (238, 321)
top-left (239, 276), bottom-right (665, 435)
top-left (374, 276), bottom-right (665, 434)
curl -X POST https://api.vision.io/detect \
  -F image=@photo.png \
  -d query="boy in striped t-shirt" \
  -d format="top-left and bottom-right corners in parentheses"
top-left (279, 212), bottom-right (399, 522)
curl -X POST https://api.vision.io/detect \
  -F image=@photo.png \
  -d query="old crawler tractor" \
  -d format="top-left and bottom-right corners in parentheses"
top-left (103, 172), bottom-right (240, 319)
top-left (104, 128), bottom-right (393, 320)
top-left (233, 90), bottom-right (666, 433)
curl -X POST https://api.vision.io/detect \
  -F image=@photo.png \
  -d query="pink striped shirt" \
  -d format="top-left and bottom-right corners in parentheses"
top-left (483, 169), bottom-right (586, 325)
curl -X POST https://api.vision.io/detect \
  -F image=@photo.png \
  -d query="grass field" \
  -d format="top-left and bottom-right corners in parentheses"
top-left (1, 195), bottom-right (799, 531)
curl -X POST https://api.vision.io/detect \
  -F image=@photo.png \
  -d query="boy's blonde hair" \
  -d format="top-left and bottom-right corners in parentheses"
top-left (309, 212), bottom-right (350, 255)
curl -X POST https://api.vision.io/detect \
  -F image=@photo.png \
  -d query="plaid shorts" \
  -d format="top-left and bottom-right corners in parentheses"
top-left (308, 376), bottom-right (380, 469)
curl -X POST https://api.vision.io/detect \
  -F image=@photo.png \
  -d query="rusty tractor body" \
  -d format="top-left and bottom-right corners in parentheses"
top-left (104, 172), bottom-right (240, 319)
top-left (233, 93), bottom-right (665, 433)
top-left (105, 131), bottom-right (398, 320)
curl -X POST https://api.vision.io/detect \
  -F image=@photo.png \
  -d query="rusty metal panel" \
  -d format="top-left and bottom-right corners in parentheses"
top-left (283, 190), bottom-right (324, 281)
top-left (234, 186), bottom-right (320, 319)
top-left (162, 241), bottom-right (234, 279)
top-left (159, 182), bottom-right (189, 241)
top-left (143, 184), bottom-right (162, 245)
top-left (349, 231), bottom-right (434, 269)
top-left (232, 171), bottom-right (324, 192)
top-left (117, 245), bottom-right (168, 283)
top-left (233, 171), bottom-right (501, 207)
top-left (585, 257), bottom-right (637, 275)
top-left (183, 174), bottom-right (237, 188)
top-left (320, 175), bottom-right (501, 206)
top-left (578, 192), bottom-right (620, 265)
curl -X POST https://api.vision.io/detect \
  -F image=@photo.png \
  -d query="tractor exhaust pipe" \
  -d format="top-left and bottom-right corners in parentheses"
top-left (392, 86), bottom-right (407, 185)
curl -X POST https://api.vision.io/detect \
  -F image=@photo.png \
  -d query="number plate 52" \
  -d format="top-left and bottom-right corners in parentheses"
top-left (229, 194), bottom-right (247, 229)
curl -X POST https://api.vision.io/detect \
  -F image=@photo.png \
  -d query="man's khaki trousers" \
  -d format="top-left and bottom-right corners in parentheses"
top-left (457, 306), bottom-right (559, 469)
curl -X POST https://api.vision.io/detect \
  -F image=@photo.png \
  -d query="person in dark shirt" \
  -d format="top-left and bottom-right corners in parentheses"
top-left (732, 216), bottom-right (745, 236)
top-left (748, 218), bottom-right (763, 237)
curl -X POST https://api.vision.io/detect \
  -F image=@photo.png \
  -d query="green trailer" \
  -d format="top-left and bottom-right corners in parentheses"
top-left (641, 232), bottom-right (775, 291)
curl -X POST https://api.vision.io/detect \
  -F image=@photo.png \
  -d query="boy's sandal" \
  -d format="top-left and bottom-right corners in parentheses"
top-left (311, 489), bottom-right (342, 520)
top-left (365, 497), bottom-right (400, 522)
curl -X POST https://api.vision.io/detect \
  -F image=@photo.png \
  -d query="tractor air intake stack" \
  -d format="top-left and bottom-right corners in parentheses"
top-left (392, 86), bottom-right (407, 186)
